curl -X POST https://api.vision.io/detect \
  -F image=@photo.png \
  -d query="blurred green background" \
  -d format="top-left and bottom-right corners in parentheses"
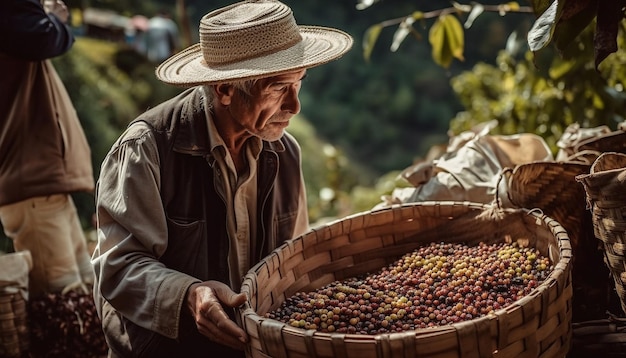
top-left (1, 0), bottom-right (624, 253)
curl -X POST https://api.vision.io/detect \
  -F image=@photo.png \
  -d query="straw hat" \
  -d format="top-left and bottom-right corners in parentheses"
top-left (155, 0), bottom-right (353, 86)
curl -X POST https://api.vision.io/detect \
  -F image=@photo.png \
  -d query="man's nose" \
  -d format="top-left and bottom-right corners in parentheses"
top-left (282, 86), bottom-right (301, 114)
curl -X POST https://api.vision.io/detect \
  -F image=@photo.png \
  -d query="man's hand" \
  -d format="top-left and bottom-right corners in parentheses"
top-left (187, 281), bottom-right (249, 350)
top-left (43, 0), bottom-right (69, 23)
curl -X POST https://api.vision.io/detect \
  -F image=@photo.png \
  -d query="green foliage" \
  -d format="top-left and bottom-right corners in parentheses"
top-left (36, 0), bottom-right (617, 231)
top-left (348, 170), bottom-right (409, 212)
top-left (363, 24), bottom-right (383, 62)
top-left (64, 0), bottom-right (524, 178)
top-left (288, 119), bottom-right (374, 223)
top-left (358, 1), bottom-right (531, 69)
top-left (51, 37), bottom-right (181, 227)
top-left (449, 24), bottom-right (626, 154)
top-left (360, 0), bottom-right (626, 71)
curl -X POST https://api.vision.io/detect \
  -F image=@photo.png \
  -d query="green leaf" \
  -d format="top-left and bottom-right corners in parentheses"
top-left (391, 17), bottom-right (415, 52)
top-left (355, 0), bottom-right (379, 11)
top-left (411, 11), bottom-right (424, 21)
top-left (362, 24), bottom-right (382, 62)
top-left (552, 1), bottom-right (597, 55)
top-left (506, 2), bottom-right (521, 11)
top-left (443, 15), bottom-right (465, 62)
top-left (594, 0), bottom-right (620, 68)
top-left (429, 15), bottom-right (465, 68)
top-left (527, 0), bottom-right (559, 52)
top-left (465, 4), bottom-right (484, 29)
top-left (429, 17), bottom-right (449, 67)
top-left (528, 0), bottom-right (555, 15)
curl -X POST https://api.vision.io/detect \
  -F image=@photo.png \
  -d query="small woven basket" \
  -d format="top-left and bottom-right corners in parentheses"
top-left (503, 161), bottom-right (591, 254)
top-left (576, 152), bottom-right (626, 315)
top-left (238, 201), bottom-right (573, 358)
top-left (574, 130), bottom-right (626, 156)
top-left (0, 291), bottom-right (29, 357)
top-left (502, 161), bottom-right (612, 322)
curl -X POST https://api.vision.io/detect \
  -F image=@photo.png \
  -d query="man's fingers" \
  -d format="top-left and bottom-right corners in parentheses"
top-left (210, 281), bottom-right (248, 308)
top-left (199, 319), bottom-right (247, 350)
top-left (203, 302), bottom-right (248, 342)
top-left (193, 283), bottom-right (249, 344)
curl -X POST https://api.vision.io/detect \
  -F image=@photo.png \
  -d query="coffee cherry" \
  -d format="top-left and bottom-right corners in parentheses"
top-left (266, 242), bottom-right (553, 334)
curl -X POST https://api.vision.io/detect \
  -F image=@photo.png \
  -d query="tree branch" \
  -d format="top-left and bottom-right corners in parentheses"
top-left (377, 5), bottom-right (534, 28)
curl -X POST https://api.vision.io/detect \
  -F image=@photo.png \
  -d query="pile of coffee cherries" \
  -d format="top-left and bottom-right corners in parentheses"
top-left (266, 241), bottom-right (552, 334)
top-left (28, 290), bottom-right (108, 357)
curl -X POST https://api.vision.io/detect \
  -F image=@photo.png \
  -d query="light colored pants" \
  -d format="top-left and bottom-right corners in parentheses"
top-left (0, 194), bottom-right (94, 297)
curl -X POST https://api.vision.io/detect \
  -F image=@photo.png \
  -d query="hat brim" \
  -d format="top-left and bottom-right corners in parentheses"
top-left (155, 26), bottom-right (353, 86)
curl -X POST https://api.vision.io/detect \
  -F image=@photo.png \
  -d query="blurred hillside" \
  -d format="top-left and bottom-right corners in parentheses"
top-left (65, 0), bottom-right (535, 175)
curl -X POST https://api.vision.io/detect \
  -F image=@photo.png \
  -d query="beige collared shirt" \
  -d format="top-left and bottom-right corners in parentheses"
top-left (205, 102), bottom-right (263, 291)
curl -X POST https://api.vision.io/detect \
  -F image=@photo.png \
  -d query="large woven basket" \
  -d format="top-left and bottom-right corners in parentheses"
top-left (576, 152), bottom-right (626, 315)
top-left (238, 202), bottom-right (573, 358)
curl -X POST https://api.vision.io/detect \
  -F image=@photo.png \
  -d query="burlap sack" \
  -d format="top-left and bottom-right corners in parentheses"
top-left (377, 120), bottom-right (553, 207)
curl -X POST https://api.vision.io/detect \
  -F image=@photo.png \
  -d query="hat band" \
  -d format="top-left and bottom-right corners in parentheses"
top-left (199, 2), bottom-right (303, 66)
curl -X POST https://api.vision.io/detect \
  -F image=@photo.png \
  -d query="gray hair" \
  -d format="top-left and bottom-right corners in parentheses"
top-left (232, 78), bottom-right (259, 96)
top-left (203, 78), bottom-right (259, 106)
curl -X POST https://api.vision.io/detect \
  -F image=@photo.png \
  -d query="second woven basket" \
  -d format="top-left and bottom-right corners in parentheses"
top-left (577, 152), bottom-right (626, 316)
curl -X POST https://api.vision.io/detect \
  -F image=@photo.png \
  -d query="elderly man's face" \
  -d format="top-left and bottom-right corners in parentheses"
top-left (231, 69), bottom-right (306, 142)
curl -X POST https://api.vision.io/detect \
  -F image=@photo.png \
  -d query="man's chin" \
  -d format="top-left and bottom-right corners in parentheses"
top-left (257, 129), bottom-right (285, 142)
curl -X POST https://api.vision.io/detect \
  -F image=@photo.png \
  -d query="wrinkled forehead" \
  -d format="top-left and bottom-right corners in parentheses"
top-left (256, 69), bottom-right (307, 85)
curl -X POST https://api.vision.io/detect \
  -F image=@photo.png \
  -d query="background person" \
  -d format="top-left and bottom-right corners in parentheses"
top-left (92, 0), bottom-right (352, 356)
top-left (145, 9), bottom-right (180, 63)
top-left (0, 0), bottom-right (95, 297)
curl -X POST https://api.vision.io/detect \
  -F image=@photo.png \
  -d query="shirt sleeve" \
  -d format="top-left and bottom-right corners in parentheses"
top-left (0, 0), bottom-right (74, 60)
top-left (92, 122), bottom-right (199, 339)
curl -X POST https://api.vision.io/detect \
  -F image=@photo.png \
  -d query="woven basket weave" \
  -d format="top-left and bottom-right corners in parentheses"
top-left (569, 315), bottom-right (626, 357)
top-left (503, 161), bottom-right (591, 254)
top-left (238, 201), bottom-right (573, 358)
top-left (503, 161), bottom-right (612, 322)
top-left (0, 291), bottom-right (29, 357)
top-left (574, 130), bottom-right (626, 156)
top-left (576, 152), bottom-right (626, 315)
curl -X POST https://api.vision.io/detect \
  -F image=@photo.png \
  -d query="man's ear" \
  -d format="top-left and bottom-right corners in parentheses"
top-left (213, 84), bottom-right (235, 106)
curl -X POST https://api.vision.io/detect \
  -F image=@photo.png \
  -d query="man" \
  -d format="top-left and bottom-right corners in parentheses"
top-left (92, 1), bottom-right (353, 356)
top-left (0, 0), bottom-right (95, 297)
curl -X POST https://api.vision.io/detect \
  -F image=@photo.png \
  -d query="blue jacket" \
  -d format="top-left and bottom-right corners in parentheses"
top-left (0, 0), bottom-right (74, 60)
